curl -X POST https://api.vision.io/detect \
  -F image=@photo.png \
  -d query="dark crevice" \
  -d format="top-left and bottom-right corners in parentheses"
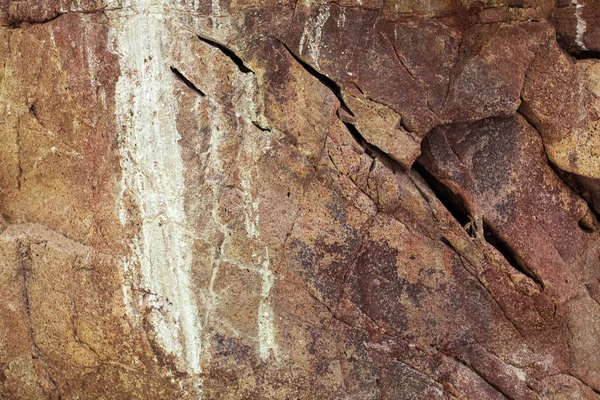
top-left (412, 163), bottom-right (470, 226)
top-left (196, 35), bottom-right (254, 74)
top-left (553, 168), bottom-right (600, 232)
top-left (439, 237), bottom-right (456, 252)
top-left (275, 38), bottom-right (354, 117)
top-left (415, 162), bottom-right (545, 289)
top-left (571, 51), bottom-right (600, 60)
top-left (549, 165), bottom-right (600, 222)
top-left (251, 120), bottom-right (271, 133)
top-left (482, 220), bottom-right (545, 290)
top-left (273, 36), bottom-right (409, 177)
top-left (8, 12), bottom-right (65, 27)
top-left (7, 8), bottom-right (112, 28)
top-left (547, 161), bottom-right (586, 197)
top-left (398, 117), bottom-right (413, 134)
top-left (352, 82), bottom-right (365, 95)
top-left (29, 101), bottom-right (53, 136)
top-left (518, 109), bottom-right (600, 229)
top-left (343, 120), bottom-right (401, 173)
top-left (169, 67), bottom-right (205, 97)
top-left (270, 36), bottom-right (415, 178)
top-left (28, 102), bottom-right (48, 130)
top-left (29, 102), bottom-right (39, 119)
top-left (578, 216), bottom-right (596, 233)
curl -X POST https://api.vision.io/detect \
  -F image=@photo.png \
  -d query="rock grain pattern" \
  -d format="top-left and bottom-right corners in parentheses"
top-left (1, 0), bottom-right (600, 398)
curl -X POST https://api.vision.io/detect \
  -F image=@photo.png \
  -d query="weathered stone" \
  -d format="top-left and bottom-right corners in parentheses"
top-left (1, 0), bottom-right (600, 398)
top-left (521, 43), bottom-right (600, 180)
top-left (550, 0), bottom-right (600, 54)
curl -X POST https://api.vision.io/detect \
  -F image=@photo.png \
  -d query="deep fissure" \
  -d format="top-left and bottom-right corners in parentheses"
top-left (275, 38), bottom-right (354, 116)
top-left (412, 163), bottom-right (470, 226)
top-left (413, 162), bottom-right (545, 289)
top-left (481, 220), bottom-right (545, 289)
top-left (342, 120), bottom-right (401, 174)
top-left (571, 51), bottom-right (600, 60)
top-left (169, 66), bottom-right (206, 97)
top-left (196, 35), bottom-right (254, 74)
top-left (518, 108), bottom-right (600, 229)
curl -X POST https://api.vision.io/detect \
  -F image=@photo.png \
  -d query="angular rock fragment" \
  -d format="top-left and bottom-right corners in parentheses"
top-left (550, 0), bottom-right (600, 54)
top-left (521, 43), bottom-right (600, 180)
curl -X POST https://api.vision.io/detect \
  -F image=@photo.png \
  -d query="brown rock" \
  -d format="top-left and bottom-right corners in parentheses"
top-left (2, 0), bottom-right (600, 399)
top-left (521, 42), bottom-right (600, 180)
top-left (550, 0), bottom-right (600, 54)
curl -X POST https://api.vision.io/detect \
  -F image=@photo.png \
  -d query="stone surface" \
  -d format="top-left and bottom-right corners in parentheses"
top-left (1, 0), bottom-right (600, 399)
top-left (550, 0), bottom-right (600, 54)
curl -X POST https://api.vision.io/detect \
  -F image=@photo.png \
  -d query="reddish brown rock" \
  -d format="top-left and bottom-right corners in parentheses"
top-left (419, 114), bottom-right (600, 392)
top-left (0, 0), bottom-right (117, 25)
top-left (1, 0), bottom-right (600, 399)
top-left (550, 0), bottom-right (600, 54)
top-left (520, 41), bottom-right (600, 180)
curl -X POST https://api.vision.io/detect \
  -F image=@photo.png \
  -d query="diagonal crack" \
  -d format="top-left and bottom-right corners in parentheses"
top-left (435, 346), bottom-right (515, 400)
top-left (481, 219), bottom-right (545, 290)
top-left (414, 160), bottom-right (545, 291)
top-left (274, 37), bottom-right (353, 116)
top-left (409, 168), bottom-right (553, 326)
top-left (341, 118), bottom-right (402, 175)
top-left (6, 7), bottom-right (118, 28)
top-left (170, 66), bottom-right (205, 97)
top-left (196, 35), bottom-right (254, 74)
top-left (517, 109), bottom-right (600, 231)
top-left (380, 31), bottom-right (438, 116)
top-left (274, 36), bottom-right (415, 180)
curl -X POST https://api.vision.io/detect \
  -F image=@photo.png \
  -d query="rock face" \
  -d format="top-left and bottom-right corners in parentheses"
top-left (1, 0), bottom-right (600, 398)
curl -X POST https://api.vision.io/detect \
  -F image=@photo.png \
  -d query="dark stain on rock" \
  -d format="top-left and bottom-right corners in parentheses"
top-left (348, 240), bottom-right (409, 334)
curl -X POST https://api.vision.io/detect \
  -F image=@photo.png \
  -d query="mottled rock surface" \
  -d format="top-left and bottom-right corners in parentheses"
top-left (1, 0), bottom-right (600, 399)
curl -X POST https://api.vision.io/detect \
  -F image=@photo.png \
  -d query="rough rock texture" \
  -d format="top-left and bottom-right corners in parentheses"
top-left (1, 0), bottom-right (600, 399)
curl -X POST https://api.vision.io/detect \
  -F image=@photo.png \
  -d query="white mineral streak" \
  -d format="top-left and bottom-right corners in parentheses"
top-left (211, 0), bottom-right (221, 16)
top-left (238, 73), bottom-right (279, 361)
top-left (212, 66), bottom-right (278, 360)
top-left (112, 0), bottom-right (203, 387)
top-left (573, 0), bottom-right (588, 51)
top-left (237, 147), bottom-right (278, 361)
top-left (257, 249), bottom-right (277, 360)
top-left (202, 72), bottom-right (228, 352)
top-left (337, 10), bottom-right (346, 28)
top-left (298, 5), bottom-right (330, 69)
top-left (190, 40), bottom-right (278, 361)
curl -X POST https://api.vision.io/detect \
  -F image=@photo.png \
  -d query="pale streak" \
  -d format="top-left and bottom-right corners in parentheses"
top-left (298, 5), bottom-right (330, 69)
top-left (236, 72), bottom-right (279, 361)
top-left (112, 0), bottom-right (203, 389)
top-left (573, 0), bottom-right (588, 51)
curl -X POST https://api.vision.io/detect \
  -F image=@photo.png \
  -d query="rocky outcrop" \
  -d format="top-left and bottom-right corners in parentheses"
top-left (1, 0), bottom-right (600, 398)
